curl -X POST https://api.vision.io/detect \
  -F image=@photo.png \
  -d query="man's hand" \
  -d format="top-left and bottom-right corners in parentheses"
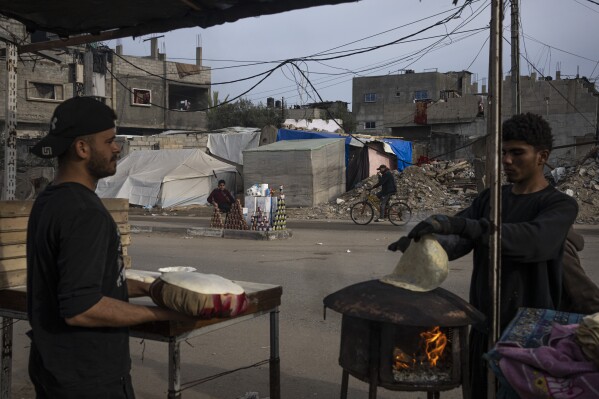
top-left (388, 236), bottom-right (411, 252)
top-left (408, 215), bottom-right (488, 241)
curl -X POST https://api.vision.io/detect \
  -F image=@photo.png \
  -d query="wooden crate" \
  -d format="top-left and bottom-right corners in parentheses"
top-left (0, 198), bottom-right (132, 289)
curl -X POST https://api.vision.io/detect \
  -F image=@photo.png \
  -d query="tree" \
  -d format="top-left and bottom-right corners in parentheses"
top-left (206, 98), bottom-right (284, 130)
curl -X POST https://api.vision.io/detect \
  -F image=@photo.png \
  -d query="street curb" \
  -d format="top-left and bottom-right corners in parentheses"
top-left (130, 224), bottom-right (292, 240)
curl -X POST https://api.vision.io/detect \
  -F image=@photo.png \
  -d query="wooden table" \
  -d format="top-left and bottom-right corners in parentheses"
top-left (0, 279), bottom-right (282, 399)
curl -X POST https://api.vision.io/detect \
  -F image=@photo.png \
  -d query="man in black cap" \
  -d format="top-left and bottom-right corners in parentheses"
top-left (369, 164), bottom-right (397, 222)
top-left (27, 96), bottom-right (189, 398)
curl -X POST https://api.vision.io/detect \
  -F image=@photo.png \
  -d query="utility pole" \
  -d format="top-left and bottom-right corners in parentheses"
top-left (511, 0), bottom-right (521, 115)
top-left (487, 1), bottom-right (503, 399)
top-left (83, 46), bottom-right (94, 97)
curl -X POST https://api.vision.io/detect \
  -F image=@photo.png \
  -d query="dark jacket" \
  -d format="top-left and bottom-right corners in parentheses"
top-left (559, 227), bottom-right (599, 314)
top-left (373, 170), bottom-right (397, 196)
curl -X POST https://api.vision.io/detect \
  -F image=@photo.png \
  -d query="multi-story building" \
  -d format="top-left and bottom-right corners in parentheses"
top-left (0, 18), bottom-right (211, 140)
top-left (352, 69), bottom-right (599, 163)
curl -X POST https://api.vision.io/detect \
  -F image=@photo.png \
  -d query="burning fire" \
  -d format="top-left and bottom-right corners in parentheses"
top-left (393, 326), bottom-right (448, 370)
top-left (421, 326), bottom-right (447, 367)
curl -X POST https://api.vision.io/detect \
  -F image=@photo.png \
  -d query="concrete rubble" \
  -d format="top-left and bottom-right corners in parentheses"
top-left (555, 148), bottom-right (599, 224)
top-left (286, 155), bottom-right (599, 224)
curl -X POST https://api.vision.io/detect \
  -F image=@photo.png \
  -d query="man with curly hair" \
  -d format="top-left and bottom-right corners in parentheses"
top-left (388, 113), bottom-right (578, 398)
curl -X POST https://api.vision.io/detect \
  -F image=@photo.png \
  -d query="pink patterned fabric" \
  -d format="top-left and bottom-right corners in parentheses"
top-left (496, 324), bottom-right (599, 398)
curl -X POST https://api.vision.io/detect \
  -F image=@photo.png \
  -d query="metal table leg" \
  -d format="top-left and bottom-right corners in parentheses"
top-left (1, 318), bottom-right (13, 399)
top-left (269, 307), bottom-right (280, 399)
top-left (168, 338), bottom-right (181, 399)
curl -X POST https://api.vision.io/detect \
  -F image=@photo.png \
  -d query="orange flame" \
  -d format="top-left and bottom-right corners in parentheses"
top-left (420, 326), bottom-right (447, 367)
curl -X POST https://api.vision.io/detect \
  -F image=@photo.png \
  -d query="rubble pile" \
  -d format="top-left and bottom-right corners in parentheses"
top-left (287, 161), bottom-right (478, 221)
top-left (556, 155), bottom-right (599, 224)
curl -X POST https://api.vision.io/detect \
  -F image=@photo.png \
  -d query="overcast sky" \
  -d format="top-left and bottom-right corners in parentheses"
top-left (107, 0), bottom-right (599, 111)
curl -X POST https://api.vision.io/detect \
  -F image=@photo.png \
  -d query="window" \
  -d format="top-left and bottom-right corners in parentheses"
top-left (131, 88), bottom-right (152, 106)
top-left (364, 93), bottom-right (377, 103)
top-left (365, 121), bottom-right (376, 129)
top-left (26, 81), bottom-right (64, 102)
top-left (414, 90), bottom-right (430, 101)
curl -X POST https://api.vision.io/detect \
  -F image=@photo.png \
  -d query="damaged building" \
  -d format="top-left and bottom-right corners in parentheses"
top-left (352, 69), bottom-right (599, 165)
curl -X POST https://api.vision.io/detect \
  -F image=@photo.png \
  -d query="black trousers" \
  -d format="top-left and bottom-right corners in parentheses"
top-left (29, 344), bottom-right (136, 399)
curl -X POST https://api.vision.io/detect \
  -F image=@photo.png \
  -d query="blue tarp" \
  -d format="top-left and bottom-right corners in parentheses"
top-left (276, 129), bottom-right (412, 171)
top-left (380, 138), bottom-right (412, 171)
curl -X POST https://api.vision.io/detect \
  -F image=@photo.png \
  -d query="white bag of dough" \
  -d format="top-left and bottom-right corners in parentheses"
top-left (149, 272), bottom-right (249, 318)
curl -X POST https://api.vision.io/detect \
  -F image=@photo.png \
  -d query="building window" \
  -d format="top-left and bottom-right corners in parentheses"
top-left (131, 88), bottom-right (152, 106)
top-left (364, 93), bottom-right (377, 103)
top-left (26, 81), bottom-right (64, 102)
top-left (365, 121), bottom-right (376, 129)
top-left (414, 90), bottom-right (430, 101)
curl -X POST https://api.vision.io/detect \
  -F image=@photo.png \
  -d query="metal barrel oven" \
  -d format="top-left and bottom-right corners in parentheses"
top-left (324, 280), bottom-right (485, 399)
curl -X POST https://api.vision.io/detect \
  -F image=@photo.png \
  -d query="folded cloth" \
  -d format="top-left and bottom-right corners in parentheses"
top-left (576, 312), bottom-right (599, 367)
top-left (149, 272), bottom-right (249, 318)
top-left (496, 324), bottom-right (599, 398)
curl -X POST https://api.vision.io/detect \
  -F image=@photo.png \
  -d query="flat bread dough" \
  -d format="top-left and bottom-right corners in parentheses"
top-left (380, 235), bottom-right (449, 292)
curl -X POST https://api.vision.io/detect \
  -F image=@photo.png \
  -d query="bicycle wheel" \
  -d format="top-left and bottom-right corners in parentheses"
top-left (388, 201), bottom-right (412, 226)
top-left (350, 201), bottom-right (375, 225)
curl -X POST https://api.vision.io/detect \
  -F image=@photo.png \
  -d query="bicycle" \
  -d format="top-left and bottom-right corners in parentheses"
top-left (350, 190), bottom-right (412, 226)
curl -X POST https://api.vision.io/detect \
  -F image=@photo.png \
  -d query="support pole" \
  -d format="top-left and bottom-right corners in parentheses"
top-left (83, 48), bottom-right (94, 97)
top-left (486, 1), bottom-right (503, 399)
top-left (168, 339), bottom-right (182, 399)
top-left (510, 0), bottom-right (521, 115)
top-left (269, 308), bottom-right (281, 399)
top-left (3, 42), bottom-right (17, 201)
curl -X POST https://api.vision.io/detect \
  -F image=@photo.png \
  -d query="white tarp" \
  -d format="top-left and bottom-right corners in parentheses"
top-left (96, 149), bottom-right (236, 208)
top-left (206, 128), bottom-right (261, 165)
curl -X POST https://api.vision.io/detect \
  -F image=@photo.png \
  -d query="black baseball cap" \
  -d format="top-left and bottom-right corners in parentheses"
top-left (31, 96), bottom-right (117, 158)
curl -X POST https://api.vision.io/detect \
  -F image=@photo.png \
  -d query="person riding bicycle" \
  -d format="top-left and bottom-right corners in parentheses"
top-left (369, 164), bottom-right (397, 222)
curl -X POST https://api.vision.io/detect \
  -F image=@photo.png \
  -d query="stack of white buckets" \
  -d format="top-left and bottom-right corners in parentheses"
top-left (246, 183), bottom-right (270, 197)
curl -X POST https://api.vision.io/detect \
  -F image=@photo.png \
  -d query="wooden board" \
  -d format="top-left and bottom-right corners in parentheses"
top-left (101, 198), bottom-right (129, 211)
top-left (0, 258), bottom-right (25, 272)
top-left (0, 270), bottom-right (27, 290)
top-left (0, 201), bottom-right (33, 218)
top-left (0, 217), bottom-right (28, 232)
top-left (0, 230), bottom-right (27, 244)
top-left (0, 244), bottom-right (26, 260)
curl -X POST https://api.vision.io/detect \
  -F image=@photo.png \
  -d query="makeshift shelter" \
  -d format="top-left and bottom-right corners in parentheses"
top-left (243, 139), bottom-right (345, 207)
top-left (276, 129), bottom-right (412, 190)
top-left (96, 149), bottom-right (237, 208)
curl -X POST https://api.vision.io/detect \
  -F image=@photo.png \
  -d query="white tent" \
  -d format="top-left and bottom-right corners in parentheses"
top-left (96, 149), bottom-right (237, 208)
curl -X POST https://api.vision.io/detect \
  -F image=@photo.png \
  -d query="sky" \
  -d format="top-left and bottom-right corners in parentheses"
top-left (106, 0), bottom-right (599, 111)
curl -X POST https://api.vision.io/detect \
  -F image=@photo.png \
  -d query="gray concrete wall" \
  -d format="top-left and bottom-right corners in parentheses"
top-left (352, 71), bottom-right (476, 134)
top-left (111, 55), bottom-right (210, 131)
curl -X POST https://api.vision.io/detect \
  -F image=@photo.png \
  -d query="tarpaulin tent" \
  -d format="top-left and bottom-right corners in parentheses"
top-left (96, 149), bottom-right (236, 208)
top-left (206, 127), bottom-right (261, 165)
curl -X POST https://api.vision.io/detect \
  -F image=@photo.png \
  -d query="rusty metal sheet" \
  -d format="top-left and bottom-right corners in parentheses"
top-left (323, 280), bottom-right (485, 327)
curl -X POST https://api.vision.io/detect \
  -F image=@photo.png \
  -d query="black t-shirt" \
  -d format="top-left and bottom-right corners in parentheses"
top-left (452, 184), bottom-right (578, 330)
top-left (26, 182), bottom-right (130, 388)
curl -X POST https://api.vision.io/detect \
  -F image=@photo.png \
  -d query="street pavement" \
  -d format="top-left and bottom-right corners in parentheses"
top-left (7, 216), bottom-right (599, 399)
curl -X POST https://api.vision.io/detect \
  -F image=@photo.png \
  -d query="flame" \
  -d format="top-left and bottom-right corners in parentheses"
top-left (420, 326), bottom-right (447, 367)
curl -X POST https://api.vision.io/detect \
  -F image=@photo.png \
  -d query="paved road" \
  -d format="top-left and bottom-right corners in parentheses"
top-left (8, 217), bottom-right (599, 399)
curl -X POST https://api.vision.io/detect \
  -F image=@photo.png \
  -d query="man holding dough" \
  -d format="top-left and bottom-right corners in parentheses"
top-left (27, 97), bottom-right (190, 398)
top-left (388, 113), bottom-right (578, 398)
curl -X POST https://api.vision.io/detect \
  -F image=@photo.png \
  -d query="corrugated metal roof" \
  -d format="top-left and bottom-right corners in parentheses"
top-left (244, 138), bottom-right (344, 152)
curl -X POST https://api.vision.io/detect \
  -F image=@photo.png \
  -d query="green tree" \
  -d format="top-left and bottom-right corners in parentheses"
top-left (207, 98), bottom-right (284, 130)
